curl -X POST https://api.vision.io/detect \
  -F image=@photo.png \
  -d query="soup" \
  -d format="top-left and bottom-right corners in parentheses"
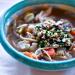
top-left (7, 4), bottom-right (75, 61)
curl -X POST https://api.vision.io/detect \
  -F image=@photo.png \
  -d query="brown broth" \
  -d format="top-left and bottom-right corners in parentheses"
top-left (7, 4), bottom-right (75, 61)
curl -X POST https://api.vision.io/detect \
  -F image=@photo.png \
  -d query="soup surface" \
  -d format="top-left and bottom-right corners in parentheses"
top-left (7, 4), bottom-right (75, 61)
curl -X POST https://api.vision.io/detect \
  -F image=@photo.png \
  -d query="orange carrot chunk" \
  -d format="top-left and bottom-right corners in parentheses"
top-left (70, 30), bottom-right (75, 35)
top-left (23, 52), bottom-right (33, 58)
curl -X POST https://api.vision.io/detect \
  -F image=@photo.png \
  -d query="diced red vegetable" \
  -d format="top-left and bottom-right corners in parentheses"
top-left (44, 47), bottom-right (51, 51)
top-left (44, 47), bottom-right (56, 56)
top-left (70, 30), bottom-right (75, 35)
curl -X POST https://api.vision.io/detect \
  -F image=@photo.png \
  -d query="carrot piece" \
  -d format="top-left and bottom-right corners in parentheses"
top-left (23, 52), bottom-right (38, 59)
top-left (70, 30), bottom-right (75, 35)
top-left (23, 52), bottom-right (33, 58)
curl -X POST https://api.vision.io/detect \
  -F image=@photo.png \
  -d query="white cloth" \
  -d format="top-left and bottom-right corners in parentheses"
top-left (0, 1), bottom-right (75, 75)
top-left (0, 1), bottom-right (30, 75)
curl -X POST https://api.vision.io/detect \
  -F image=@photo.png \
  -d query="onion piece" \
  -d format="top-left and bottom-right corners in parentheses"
top-left (17, 24), bottom-right (28, 28)
top-left (44, 6), bottom-right (53, 17)
top-left (69, 41), bottom-right (75, 50)
top-left (43, 18), bottom-right (56, 28)
top-left (20, 35), bottom-right (37, 42)
top-left (27, 24), bottom-right (35, 33)
top-left (30, 43), bottom-right (38, 51)
top-left (34, 48), bottom-right (43, 55)
top-left (17, 41), bottom-right (30, 50)
top-left (64, 51), bottom-right (72, 59)
top-left (35, 11), bottom-right (45, 21)
top-left (7, 34), bottom-right (20, 51)
top-left (24, 12), bottom-right (35, 22)
top-left (42, 50), bottom-right (52, 61)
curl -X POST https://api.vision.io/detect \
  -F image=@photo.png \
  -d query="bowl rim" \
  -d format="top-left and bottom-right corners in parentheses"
top-left (1, 0), bottom-right (75, 70)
